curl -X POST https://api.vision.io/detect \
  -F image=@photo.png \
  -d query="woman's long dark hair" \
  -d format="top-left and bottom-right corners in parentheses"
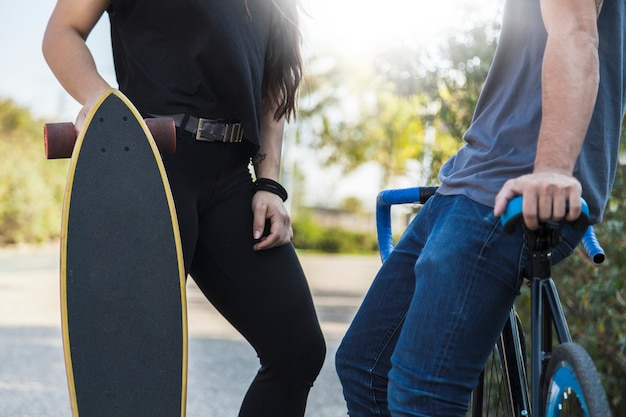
top-left (262, 0), bottom-right (302, 121)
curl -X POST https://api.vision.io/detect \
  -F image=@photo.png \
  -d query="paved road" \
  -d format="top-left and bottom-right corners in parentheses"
top-left (0, 245), bottom-right (381, 417)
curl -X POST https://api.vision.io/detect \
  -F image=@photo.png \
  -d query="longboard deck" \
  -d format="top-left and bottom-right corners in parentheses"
top-left (60, 89), bottom-right (187, 416)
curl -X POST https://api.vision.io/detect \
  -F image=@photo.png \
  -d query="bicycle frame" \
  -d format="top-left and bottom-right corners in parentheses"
top-left (532, 279), bottom-right (571, 415)
top-left (375, 187), bottom-right (605, 417)
top-left (492, 275), bottom-right (574, 417)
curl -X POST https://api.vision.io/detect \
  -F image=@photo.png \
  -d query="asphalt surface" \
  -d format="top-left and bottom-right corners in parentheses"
top-left (0, 244), bottom-right (381, 417)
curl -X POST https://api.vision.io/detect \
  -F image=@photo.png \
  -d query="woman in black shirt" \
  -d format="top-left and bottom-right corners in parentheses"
top-left (43, 1), bottom-right (326, 416)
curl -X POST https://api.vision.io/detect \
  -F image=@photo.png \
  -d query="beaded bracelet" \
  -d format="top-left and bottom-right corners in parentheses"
top-left (255, 178), bottom-right (288, 202)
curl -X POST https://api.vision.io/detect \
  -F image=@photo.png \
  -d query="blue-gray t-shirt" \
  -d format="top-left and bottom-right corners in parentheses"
top-left (438, 0), bottom-right (626, 224)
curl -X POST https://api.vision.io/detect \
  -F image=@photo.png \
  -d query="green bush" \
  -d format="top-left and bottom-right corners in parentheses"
top-left (553, 164), bottom-right (626, 416)
top-left (292, 210), bottom-right (378, 254)
top-left (290, 209), bottom-right (324, 250)
top-left (0, 99), bottom-right (68, 244)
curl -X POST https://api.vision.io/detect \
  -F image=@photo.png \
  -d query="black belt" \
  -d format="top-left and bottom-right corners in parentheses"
top-left (152, 113), bottom-right (244, 143)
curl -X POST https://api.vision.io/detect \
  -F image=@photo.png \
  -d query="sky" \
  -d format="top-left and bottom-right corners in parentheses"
top-left (0, 1), bottom-right (115, 120)
top-left (0, 0), bottom-right (500, 207)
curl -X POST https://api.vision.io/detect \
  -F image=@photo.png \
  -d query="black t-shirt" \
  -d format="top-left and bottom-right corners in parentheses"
top-left (107, 0), bottom-right (272, 145)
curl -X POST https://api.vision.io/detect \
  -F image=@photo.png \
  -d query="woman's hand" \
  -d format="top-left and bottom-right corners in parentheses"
top-left (74, 89), bottom-right (108, 134)
top-left (251, 190), bottom-right (293, 250)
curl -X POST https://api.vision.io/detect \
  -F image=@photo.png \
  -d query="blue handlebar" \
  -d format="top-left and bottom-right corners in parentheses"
top-left (496, 196), bottom-right (605, 264)
top-left (582, 225), bottom-right (606, 265)
top-left (376, 189), bottom-right (605, 265)
top-left (500, 196), bottom-right (590, 232)
top-left (376, 187), bottom-right (436, 262)
top-left (499, 196), bottom-right (604, 263)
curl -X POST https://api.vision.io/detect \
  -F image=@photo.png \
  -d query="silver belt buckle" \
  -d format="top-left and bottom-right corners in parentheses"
top-left (195, 118), bottom-right (214, 142)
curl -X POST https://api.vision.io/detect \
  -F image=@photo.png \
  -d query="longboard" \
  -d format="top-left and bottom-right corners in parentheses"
top-left (57, 89), bottom-right (187, 416)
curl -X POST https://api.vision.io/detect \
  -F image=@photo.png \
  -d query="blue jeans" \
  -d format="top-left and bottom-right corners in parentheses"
top-left (335, 194), bottom-right (583, 417)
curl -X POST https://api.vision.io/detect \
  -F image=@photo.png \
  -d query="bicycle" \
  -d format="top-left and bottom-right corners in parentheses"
top-left (375, 186), bottom-right (611, 417)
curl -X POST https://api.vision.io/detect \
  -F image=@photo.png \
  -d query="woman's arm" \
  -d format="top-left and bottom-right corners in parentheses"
top-left (42, 0), bottom-right (112, 132)
top-left (251, 104), bottom-right (293, 251)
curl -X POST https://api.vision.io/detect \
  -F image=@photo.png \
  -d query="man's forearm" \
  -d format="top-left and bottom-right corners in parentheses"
top-left (535, 0), bottom-right (600, 175)
top-left (535, 35), bottom-right (599, 174)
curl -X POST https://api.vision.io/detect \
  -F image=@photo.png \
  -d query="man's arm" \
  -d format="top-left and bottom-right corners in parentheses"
top-left (42, 0), bottom-right (112, 131)
top-left (494, 0), bottom-right (602, 229)
top-left (251, 105), bottom-right (293, 251)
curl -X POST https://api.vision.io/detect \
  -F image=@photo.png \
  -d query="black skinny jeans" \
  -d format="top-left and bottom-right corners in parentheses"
top-left (161, 131), bottom-right (326, 417)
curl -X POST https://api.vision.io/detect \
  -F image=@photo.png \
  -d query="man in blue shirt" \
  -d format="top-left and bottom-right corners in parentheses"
top-left (336, 0), bottom-right (624, 415)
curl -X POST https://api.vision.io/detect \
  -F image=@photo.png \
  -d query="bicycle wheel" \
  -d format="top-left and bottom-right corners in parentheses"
top-left (543, 342), bottom-right (610, 417)
top-left (469, 313), bottom-right (528, 417)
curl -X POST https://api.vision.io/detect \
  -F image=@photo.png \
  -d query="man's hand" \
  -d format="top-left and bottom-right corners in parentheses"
top-left (494, 171), bottom-right (583, 230)
top-left (251, 190), bottom-right (293, 251)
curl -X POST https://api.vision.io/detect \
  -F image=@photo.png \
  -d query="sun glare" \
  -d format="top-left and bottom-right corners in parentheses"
top-left (302, 0), bottom-right (500, 56)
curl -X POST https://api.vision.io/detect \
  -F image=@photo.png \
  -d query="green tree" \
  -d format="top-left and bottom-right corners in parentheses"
top-left (306, 18), bottom-right (500, 188)
top-left (0, 99), bottom-right (68, 244)
top-left (376, 18), bottom-right (500, 141)
top-left (317, 88), bottom-right (424, 185)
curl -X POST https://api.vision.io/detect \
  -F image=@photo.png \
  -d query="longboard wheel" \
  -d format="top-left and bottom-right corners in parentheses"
top-left (44, 118), bottom-right (177, 159)
top-left (145, 118), bottom-right (176, 154)
top-left (44, 122), bottom-right (78, 159)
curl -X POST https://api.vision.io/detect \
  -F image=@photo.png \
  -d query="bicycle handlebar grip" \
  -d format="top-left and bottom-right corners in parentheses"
top-left (582, 226), bottom-right (605, 265)
top-left (376, 187), bottom-right (438, 262)
top-left (377, 187), bottom-right (423, 206)
top-left (501, 196), bottom-right (605, 263)
top-left (500, 196), bottom-right (590, 234)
